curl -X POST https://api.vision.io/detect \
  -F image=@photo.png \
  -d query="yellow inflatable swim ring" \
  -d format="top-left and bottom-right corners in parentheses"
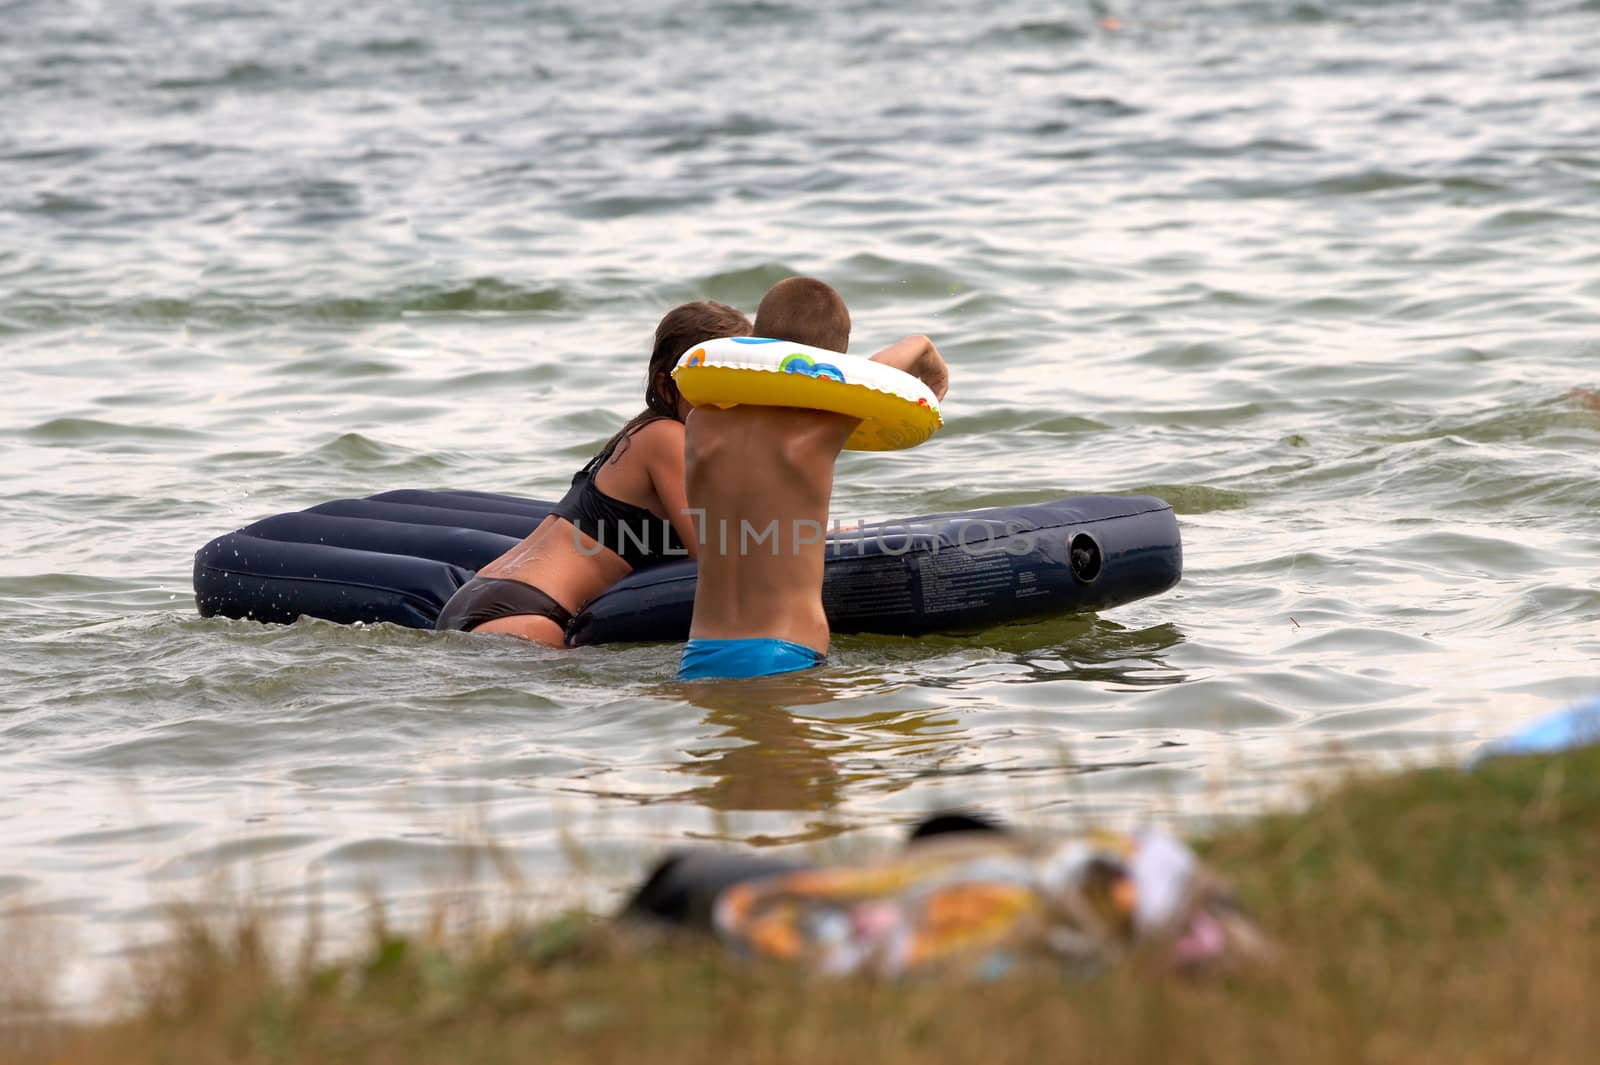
top-left (672, 337), bottom-right (943, 451)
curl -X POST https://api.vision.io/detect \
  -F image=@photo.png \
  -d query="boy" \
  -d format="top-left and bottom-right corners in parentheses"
top-left (678, 277), bottom-right (949, 680)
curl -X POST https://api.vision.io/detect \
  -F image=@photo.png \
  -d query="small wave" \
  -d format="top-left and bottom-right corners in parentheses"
top-left (951, 408), bottom-right (1111, 436)
top-left (316, 837), bottom-right (505, 879)
top-left (136, 141), bottom-right (237, 161)
top-left (148, 833), bottom-right (325, 882)
top-left (416, 365), bottom-right (565, 396)
top-left (399, 279), bottom-right (570, 314)
top-left (1285, 296), bottom-right (1372, 317)
top-left (562, 192), bottom-right (713, 220)
top-left (646, 112), bottom-right (787, 154)
top-left (165, 2), bottom-right (273, 23)
top-left (1199, 168), bottom-right (1436, 200)
top-left (985, 19), bottom-right (1090, 45)
top-left (149, 60), bottom-right (293, 92)
top-left (1437, 175), bottom-right (1507, 193)
top-left (1284, 2), bottom-right (1332, 23)
top-left (1129, 679), bottom-right (1298, 730)
top-left (706, 0), bottom-right (804, 24)
top-left (0, 279), bottom-right (573, 327)
top-left (688, 262), bottom-right (803, 304)
top-left (1131, 340), bottom-right (1241, 369)
top-left (296, 432), bottom-right (454, 475)
top-left (32, 192), bottom-right (102, 215)
top-left (1109, 133), bottom-right (1316, 165)
top-left (835, 253), bottom-right (970, 297)
top-left (1030, 413), bottom-right (1113, 435)
top-left (1123, 484), bottom-right (1247, 514)
top-left (1472, 208), bottom-right (1600, 235)
top-left (20, 417), bottom-right (206, 446)
top-left (0, 573), bottom-right (134, 597)
top-left (306, 432), bottom-right (412, 462)
top-left (1288, 627), bottom-right (1442, 656)
top-left (357, 36), bottom-right (430, 56)
top-left (0, 874), bottom-right (38, 896)
top-left (1376, 399), bottom-right (1600, 446)
top-left (51, 822), bottom-right (198, 848)
top-left (269, 356), bottom-right (401, 380)
top-left (1055, 93), bottom-right (1142, 119)
top-left (1, 145), bottom-right (99, 165)
top-left (1387, 530), bottom-right (1549, 578)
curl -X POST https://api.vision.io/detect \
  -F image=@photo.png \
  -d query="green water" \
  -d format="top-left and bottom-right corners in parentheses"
top-left (2, 0), bottom-right (1598, 1003)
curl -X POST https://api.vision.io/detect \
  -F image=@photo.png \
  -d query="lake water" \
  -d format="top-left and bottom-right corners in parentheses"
top-left (3, 0), bottom-right (1598, 1005)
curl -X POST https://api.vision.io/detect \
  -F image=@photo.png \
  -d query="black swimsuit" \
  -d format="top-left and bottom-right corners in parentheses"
top-left (548, 437), bottom-right (686, 568)
top-left (434, 434), bottom-right (684, 636)
top-left (434, 577), bottom-right (574, 633)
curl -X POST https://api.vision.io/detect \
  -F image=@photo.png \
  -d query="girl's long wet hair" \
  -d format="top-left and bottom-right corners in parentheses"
top-left (605, 300), bottom-right (752, 459)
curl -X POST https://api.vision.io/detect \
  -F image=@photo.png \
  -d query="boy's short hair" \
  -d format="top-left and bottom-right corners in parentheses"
top-left (752, 277), bottom-right (851, 353)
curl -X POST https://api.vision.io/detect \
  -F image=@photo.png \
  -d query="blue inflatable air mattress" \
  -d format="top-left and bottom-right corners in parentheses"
top-left (192, 490), bottom-right (1181, 645)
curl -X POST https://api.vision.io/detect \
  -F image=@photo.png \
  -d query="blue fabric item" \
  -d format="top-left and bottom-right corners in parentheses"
top-left (1470, 696), bottom-right (1600, 767)
top-left (678, 638), bottom-right (824, 680)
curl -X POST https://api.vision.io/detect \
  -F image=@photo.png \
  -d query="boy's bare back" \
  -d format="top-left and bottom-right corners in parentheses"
top-left (678, 277), bottom-right (948, 679)
top-left (685, 404), bottom-right (856, 650)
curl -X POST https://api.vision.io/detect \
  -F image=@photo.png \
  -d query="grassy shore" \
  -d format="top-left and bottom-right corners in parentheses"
top-left (11, 745), bottom-right (1600, 1065)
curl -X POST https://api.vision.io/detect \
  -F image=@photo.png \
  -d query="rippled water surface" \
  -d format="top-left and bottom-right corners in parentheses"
top-left (3, 0), bottom-right (1599, 1002)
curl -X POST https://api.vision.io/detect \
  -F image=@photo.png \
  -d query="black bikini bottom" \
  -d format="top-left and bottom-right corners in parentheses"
top-left (434, 576), bottom-right (574, 634)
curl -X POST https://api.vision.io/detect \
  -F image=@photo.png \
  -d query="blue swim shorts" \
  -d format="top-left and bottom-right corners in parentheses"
top-left (678, 638), bottom-right (825, 680)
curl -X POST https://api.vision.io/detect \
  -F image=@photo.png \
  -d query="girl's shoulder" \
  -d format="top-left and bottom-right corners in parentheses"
top-left (611, 417), bottom-right (684, 466)
top-left (627, 417), bottom-right (685, 448)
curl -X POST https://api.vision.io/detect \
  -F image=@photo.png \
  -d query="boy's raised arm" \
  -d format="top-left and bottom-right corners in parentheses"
top-left (868, 335), bottom-right (949, 401)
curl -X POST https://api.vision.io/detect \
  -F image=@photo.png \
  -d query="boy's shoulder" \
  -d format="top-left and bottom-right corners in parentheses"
top-left (687, 405), bottom-right (856, 454)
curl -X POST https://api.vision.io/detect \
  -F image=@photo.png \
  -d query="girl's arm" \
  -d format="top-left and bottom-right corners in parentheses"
top-left (642, 420), bottom-right (700, 561)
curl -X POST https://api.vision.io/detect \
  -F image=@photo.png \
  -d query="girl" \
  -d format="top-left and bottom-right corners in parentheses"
top-left (435, 301), bottom-right (750, 645)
